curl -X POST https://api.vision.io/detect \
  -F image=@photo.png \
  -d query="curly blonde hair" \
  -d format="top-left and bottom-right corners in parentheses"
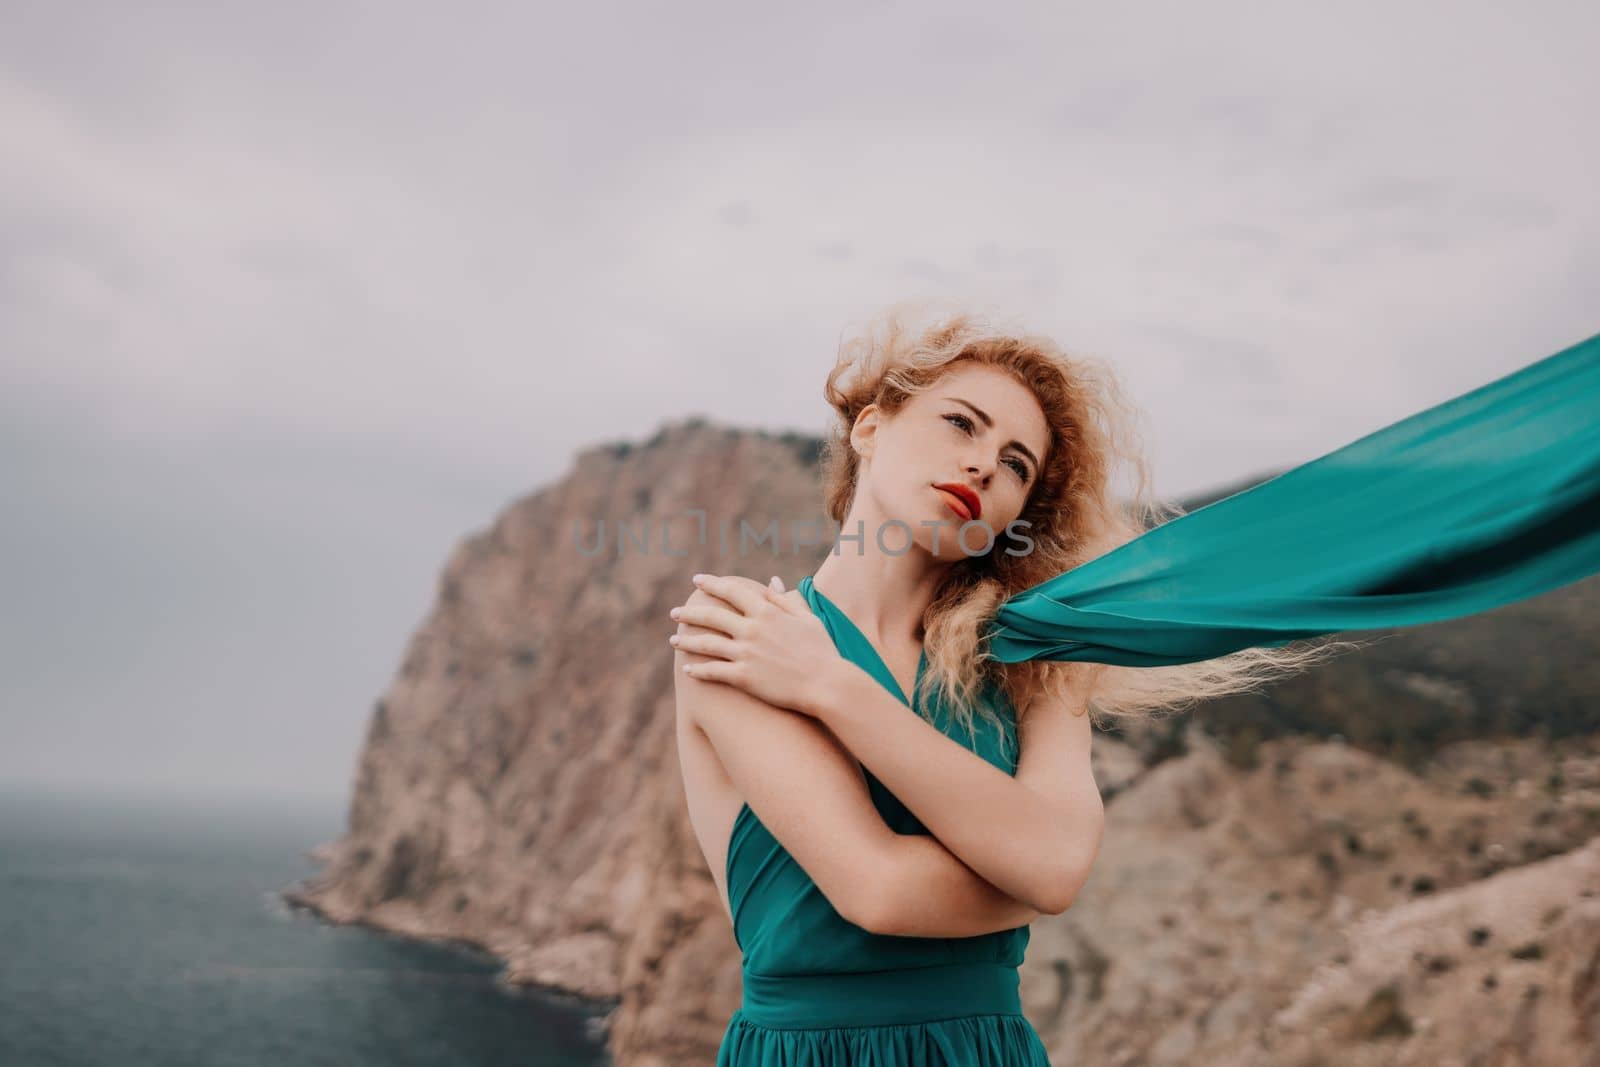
top-left (818, 302), bottom-right (1363, 763)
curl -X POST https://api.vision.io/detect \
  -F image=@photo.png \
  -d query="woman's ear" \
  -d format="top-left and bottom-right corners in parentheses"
top-left (850, 404), bottom-right (880, 460)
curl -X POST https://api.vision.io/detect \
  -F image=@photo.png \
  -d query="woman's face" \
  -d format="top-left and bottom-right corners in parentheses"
top-left (852, 362), bottom-right (1051, 562)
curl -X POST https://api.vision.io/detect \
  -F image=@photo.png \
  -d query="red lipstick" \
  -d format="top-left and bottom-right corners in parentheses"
top-left (933, 482), bottom-right (981, 520)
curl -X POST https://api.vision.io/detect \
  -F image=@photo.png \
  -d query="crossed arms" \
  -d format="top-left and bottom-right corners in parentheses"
top-left (673, 583), bottom-right (1104, 937)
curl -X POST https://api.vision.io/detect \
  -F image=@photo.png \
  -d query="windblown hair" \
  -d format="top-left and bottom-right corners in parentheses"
top-left (818, 303), bottom-right (1363, 763)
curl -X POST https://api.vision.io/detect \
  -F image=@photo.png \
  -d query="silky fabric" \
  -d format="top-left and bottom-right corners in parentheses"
top-left (716, 574), bottom-right (1051, 1066)
top-left (986, 330), bottom-right (1600, 666)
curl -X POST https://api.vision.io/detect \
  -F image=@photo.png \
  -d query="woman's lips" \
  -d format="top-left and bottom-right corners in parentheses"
top-left (934, 486), bottom-right (975, 521)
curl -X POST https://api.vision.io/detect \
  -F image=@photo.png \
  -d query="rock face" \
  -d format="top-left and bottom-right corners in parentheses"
top-left (1029, 729), bottom-right (1600, 1067)
top-left (282, 418), bottom-right (1600, 1066)
top-left (284, 418), bottom-right (830, 1060)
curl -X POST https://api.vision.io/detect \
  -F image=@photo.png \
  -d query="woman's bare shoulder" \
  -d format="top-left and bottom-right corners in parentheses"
top-left (672, 598), bottom-right (891, 928)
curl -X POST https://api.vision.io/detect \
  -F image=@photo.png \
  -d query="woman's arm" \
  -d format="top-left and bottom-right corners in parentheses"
top-left (674, 591), bottom-right (1039, 938)
top-left (871, 832), bottom-right (1045, 938)
top-left (807, 659), bottom-right (1105, 916)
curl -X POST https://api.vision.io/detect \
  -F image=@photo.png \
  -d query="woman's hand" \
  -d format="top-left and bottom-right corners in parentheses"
top-left (670, 573), bottom-right (845, 718)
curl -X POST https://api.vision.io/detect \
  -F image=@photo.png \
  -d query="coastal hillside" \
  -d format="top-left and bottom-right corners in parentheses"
top-left (283, 418), bottom-right (1600, 1066)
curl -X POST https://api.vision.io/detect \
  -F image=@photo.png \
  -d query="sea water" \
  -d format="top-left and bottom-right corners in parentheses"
top-left (0, 784), bottom-right (611, 1066)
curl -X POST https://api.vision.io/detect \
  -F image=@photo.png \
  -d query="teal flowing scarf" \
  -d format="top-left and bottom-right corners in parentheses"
top-left (985, 331), bottom-right (1600, 667)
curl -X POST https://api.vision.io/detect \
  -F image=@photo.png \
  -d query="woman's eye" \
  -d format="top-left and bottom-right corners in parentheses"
top-left (947, 413), bottom-right (1029, 480)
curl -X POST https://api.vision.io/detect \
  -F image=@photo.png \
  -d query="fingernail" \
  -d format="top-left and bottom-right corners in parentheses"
top-left (669, 607), bottom-right (680, 619)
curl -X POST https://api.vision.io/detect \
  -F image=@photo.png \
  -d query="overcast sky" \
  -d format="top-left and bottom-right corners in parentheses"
top-left (2, 1), bottom-right (1596, 803)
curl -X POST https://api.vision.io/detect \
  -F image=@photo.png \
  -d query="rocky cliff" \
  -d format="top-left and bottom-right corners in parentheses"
top-left (283, 418), bottom-right (1600, 1066)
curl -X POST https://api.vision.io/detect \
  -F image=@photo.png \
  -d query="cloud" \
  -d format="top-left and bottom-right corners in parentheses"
top-left (1, 0), bottom-right (1596, 795)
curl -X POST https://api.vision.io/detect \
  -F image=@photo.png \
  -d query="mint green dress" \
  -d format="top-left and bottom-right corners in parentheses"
top-left (716, 574), bottom-right (1051, 1066)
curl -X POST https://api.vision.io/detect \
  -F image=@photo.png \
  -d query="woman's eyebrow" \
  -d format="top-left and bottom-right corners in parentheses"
top-left (945, 397), bottom-right (1040, 471)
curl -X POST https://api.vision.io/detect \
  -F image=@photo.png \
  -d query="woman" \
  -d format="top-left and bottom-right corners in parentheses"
top-left (668, 308), bottom-right (1340, 1064)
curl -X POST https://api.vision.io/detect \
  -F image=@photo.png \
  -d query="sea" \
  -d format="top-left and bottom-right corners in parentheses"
top-left (0, 783), bottom-right (613, 1067)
